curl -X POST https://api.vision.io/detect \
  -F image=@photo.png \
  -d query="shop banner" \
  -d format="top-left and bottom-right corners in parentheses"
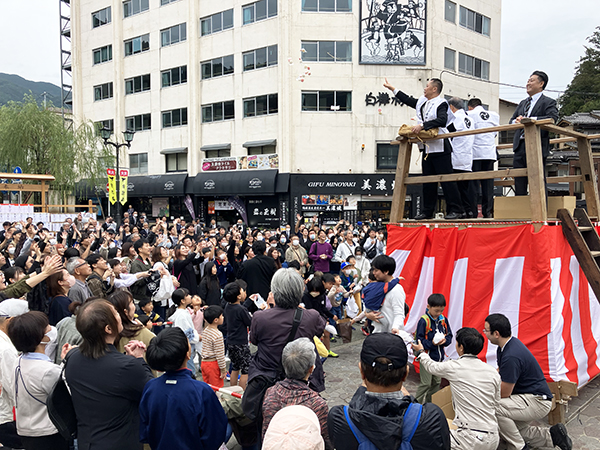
top-left (387, 224), bottom-right (600, 388)
top-left (208, 201), bottom-right (215, 215)
top-left (248, 197), bottom-right (280, 228)
top-left (215, 200), bottom-right (235, 210)
top-left (228, 196), bottom-right (248, 224)
top-left (184, 195), bottom-right (196, 221)
top-left (202, 154), bottom-right (279, 171)
top-left (107, 168), bottom-right (117, 205)
top-left (152, 198), bottom-right (169, 217)
top-left (119, 169), bottom-right (129, 205)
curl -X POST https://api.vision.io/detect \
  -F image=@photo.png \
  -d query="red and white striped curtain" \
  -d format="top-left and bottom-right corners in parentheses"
top-left (387, 224), bottom-right (600, 388)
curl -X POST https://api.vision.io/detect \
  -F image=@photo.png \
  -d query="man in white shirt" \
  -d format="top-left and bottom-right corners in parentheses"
top-left (334, 230), bottom-right (356, 263)
top-left (0, 299), bottom-right (29, 449)
top-left (468, 98), bottom-right (500, 218)
top-left (413, 327), bottom-right (501, 450)
top-left (364, 255), bottom-right (406, 336)
top-left (448, 97), bottom-right (477, 218)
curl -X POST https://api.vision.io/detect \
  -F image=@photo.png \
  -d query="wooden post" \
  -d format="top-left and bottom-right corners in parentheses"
top-left (390, 139), bottom-right (413, 222)
top-left (41, 181), bottom-right (47, 213)
top-left (577, 137), bottom-right (600, 219)
top-left (88, 200), bottom-right (94, 214)
top-left (523, 120), bottom-right (547, 230)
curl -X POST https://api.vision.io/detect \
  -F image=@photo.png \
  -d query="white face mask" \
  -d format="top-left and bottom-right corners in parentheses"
top-left (41, 326), bottom-right (58, 358)
top-left (257, 235), bottom-right (264, 241)
top-left (343, 270), bottom-right (351, 276)
top-left (8, 248), bottom-right (15, 255)
top-left (109, 242), bottom-right (116, 248)
top-left (356, 256), bottom-right (363, 261)
top-left (328, 234), bottom-right (334, 239)
top-left (292, 239), bottom-right (299, 246)
top-left (353, 237), bottom-right (359, 243)
top-left (309, 234), bottom-right (316, 240)
top-left (280, 237), bottom-right (286, 244)
top-left (270, 243), bottom-right (277, 248)
top-left (219, 254), bottom-right (226, 260)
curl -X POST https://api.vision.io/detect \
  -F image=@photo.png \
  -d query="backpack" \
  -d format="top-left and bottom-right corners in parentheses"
top-left (343, 403), bottom-right (422, 449)
top-left (413, 314), bottom-right (448, 341)
top-left (365, 241), bottom-right (377, 260)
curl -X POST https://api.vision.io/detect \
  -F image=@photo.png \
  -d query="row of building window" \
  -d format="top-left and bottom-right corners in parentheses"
top-left (444, 48), bottom-right (490, 81)
top-left (93, 0), bottom-right (351, 35)
top-left (95, 89), bottom-right (350, 136)
top-left (445, 1), bottom-right (491, 37)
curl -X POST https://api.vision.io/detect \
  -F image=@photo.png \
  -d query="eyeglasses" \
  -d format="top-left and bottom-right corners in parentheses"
top-left (75, 262), bottom-right (90, 269)
top-left (482, 328), bottom-right (491, 334)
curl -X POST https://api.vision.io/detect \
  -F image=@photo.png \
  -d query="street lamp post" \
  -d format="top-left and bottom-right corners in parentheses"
top-left (100, 127), bottom-right (135, 226)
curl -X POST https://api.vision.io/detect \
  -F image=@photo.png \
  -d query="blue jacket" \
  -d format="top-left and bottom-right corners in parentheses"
top-left (139, 369), bottom-right (228, 450)
top-left (415, 312), bottom-right (453, 362)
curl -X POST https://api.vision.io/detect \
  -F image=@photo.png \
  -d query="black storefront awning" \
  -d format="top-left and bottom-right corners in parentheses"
top-left (127, 174), bottom-right (188, 197)
top-left (275, 173), bottom-right (290, 193)
top-left (193, 170), bottom-right (277, 196)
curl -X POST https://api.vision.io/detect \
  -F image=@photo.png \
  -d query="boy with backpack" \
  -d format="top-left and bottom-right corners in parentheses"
top-left (414, 293), bottom-right (453, 404)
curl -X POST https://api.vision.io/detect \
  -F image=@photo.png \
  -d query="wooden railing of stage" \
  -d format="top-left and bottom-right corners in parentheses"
top-left (389, 118), bottom-right (600, 231)
top-left (0, 173), bottom-right (97, 214)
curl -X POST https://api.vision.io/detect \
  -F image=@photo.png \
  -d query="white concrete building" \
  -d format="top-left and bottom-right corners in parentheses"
top-left (71, 0), bottom-right (501, 225)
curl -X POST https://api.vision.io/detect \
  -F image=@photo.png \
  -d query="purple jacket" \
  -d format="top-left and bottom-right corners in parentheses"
top-left (309, 241), bottom-right (333, 273)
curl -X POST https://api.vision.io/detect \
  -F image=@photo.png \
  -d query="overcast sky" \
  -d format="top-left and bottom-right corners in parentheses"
top-left (0, 0), bottom-right (597, 104)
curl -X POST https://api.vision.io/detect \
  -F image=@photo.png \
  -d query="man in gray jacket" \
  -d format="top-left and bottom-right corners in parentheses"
top-left (414, 327), bottom-right (500, 449)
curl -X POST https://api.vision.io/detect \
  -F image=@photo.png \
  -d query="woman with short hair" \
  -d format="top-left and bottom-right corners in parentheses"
top-left (47, 268), bottom-right (75, 326)
top-left (7, 311), bottom-right (69, 450)
top-left (64, 300), bottom-right (153, 450)
top-left (248, 269), bottom-right (326, 393)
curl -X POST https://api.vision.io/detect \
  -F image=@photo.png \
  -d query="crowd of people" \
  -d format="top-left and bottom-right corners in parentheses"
top-left (0, 211), bottom-right (573, 450)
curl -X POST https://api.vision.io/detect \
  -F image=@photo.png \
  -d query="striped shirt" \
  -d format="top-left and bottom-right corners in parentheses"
top-left (201, 326), bottom-right (226, 371)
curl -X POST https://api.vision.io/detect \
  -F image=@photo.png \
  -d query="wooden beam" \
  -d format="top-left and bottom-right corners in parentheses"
top-left (547, 175), bottom-right (584, 184)
top-left (541, 124), bottom-right (592, 139)
top-left (0, 173), bottom-right (55, 181)
top-left (391, 119), bottom-right (555, 145)
top-left (404, 168), bottom-right (528, 185)
top-left (390, 139), bottom-right (412, 222)
top-left (577, 137), bottom-right (600, 218)
top-left (0, 184), bottom-right (49, 192)
top-left (523, 122), bottom-right (547, 229)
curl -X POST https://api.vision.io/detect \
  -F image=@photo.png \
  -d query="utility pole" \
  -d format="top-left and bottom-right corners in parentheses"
top-left (42, 92), bottom-right (47, 109)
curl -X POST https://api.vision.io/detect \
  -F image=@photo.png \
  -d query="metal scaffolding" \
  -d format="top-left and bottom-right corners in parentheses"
top-left (59, 0), bottom-right (73, 130)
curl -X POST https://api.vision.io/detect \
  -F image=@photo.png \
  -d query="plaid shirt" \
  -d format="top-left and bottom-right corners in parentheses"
top-left (262, 378), bottom-right (332, 449)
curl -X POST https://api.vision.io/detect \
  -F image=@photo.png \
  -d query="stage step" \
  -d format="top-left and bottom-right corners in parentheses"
top-left (558, 208), bottom-right (600, 302)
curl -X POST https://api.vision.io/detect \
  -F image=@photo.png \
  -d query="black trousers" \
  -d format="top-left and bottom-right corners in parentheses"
top-left (472, 159), bottom-right (495, 217)
top-left (0, 421), bottom-right (23, 448)
top-left (19, 433), bottom-right (69, 450)
top-left (454, 169), bottom-right (477, 217)
top-left (422, 151), bottom-right (464, 217)
top-left (513, 141), bottom-right (547, 196)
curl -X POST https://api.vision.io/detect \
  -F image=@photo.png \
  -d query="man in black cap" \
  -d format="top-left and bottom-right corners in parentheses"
top-left (328, 333), bottom-right (450, 450)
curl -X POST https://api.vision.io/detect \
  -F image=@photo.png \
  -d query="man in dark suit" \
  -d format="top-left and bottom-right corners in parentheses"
top-left (510, 71), bottom-right (559, 195)
top-left (237, 240), bottom-right (276, 308)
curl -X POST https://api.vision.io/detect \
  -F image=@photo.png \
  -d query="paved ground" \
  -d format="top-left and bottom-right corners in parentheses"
top-left (225, 326), bottom-right (600, 449)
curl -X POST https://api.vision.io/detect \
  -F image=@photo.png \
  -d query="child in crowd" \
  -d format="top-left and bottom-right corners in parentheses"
top-left (415, 293), bottom-right (453, 404)
top-left (138, 298), bottom-right (164, 334)
top-left (138, 314), bottom-right (152, 331)
top-left (167, 288), bottom-right (199, 374)
top-left (339, 261), bottom-right (357, 293)
top-left (327, 274), bottom-right (350, 323)
top-left (140, 328), bottom-right (228, 450)
top-left (200, 305), bottom-right (227, 388)
top-left (189, 295), bottom-right (205, 347)
top-left (223, 281), bottom-right (253, 390)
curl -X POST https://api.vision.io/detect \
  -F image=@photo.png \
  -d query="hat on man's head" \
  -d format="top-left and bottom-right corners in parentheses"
top-left (340, 262), bottom-right (353, 271)
top-left (262, 405), bottom-right (324, 450)
top-left (0, 299), bottom-right (29, 317)
top-left (360, 332), bottom-right (408, 371)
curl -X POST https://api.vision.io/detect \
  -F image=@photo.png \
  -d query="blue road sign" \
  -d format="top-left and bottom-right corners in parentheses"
top-left (12, 166), bottom-right (22, 196)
